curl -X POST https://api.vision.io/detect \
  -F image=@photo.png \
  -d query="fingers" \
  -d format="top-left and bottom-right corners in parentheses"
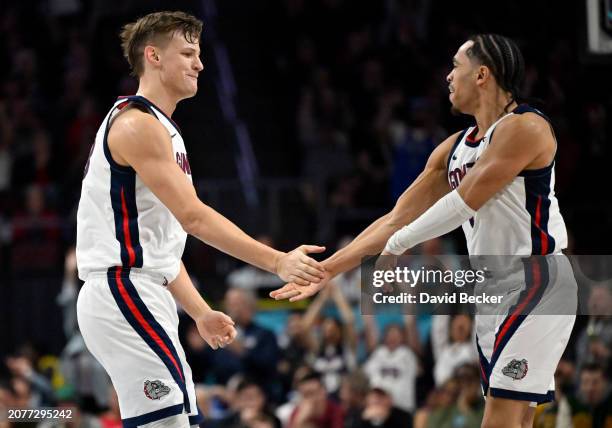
top-left (291, 276), bottom-right (311, 286)
top-left (299, 245), bottom-right (326, 254)
top-left (289, 291), bottom-right (311, 302)
top-left (270, 283), bottom-right (295, 298)
top-left (293, 266), bottom-right (323, 284)
top-left (300, 257), bottom-right (327, 277)
top-left (273, 289), bottom-right (302, 300)
top-left (221, 312), bottom-right (235, 326)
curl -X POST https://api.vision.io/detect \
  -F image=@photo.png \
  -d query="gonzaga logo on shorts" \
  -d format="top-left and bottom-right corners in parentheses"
top-left (502, 359), bottom-right (529, 380)
top-left (144, 380), bottom-right (171, 400)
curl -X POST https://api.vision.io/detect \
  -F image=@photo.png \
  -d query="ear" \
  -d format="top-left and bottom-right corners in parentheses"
top-left (144, 45), bottom-right (161, 68)
top-left (475, 65), bottom-right (491, 86)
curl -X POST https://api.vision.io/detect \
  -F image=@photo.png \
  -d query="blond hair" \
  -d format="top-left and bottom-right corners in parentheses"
top-left (119, 11), bottom-right (203, 77)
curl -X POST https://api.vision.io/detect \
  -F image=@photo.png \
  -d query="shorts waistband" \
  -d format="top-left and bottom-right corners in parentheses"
top-left (85, 268), bottom-right (169, 286)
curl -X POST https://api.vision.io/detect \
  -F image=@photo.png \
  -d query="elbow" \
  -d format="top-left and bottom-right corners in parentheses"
top-left (180, 209), bottom-right (203, 236)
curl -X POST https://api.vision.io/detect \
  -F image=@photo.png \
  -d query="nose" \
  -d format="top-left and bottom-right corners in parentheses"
top-left (194, 56), bottom-right (204, 72)
top-left (446, 70), bottom-right (453, 83)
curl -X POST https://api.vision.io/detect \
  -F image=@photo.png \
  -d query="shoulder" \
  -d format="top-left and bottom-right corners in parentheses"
top-left (107, 107), bottom-right (171, 160)
top-left (110, 106), bottom-right (167, 140)
top-left (495, 111), bottom-right (551, 142)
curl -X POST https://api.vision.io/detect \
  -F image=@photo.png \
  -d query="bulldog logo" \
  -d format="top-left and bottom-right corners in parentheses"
top-left (502, 359), bottom-right (528, 380)
top-left (144, 380), bottom-right (171, 400)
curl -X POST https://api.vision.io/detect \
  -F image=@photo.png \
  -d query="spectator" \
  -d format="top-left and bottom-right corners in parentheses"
top-left (302, 285), bottom-right (357, 395)
top-left (287, 372), bottom-right (344, 428)
top-left (277, 311), bottom-right (316, 398)
top-left (574, 284), bottom-right (612, 377)
top-left (433, 315), bottom-right (477, 387)
top-left (359, 386), bottom-right (412, 428)
top-left (566, 363), bottom-right (612, 428)
top-left (364, 322), bottom-right (419, 414)
top-left (219, 289), bottom-right (280, 398)
top-left (216, 379), bottom-right (281, 428)
top-left (338, 370), bottom-right (370, 428)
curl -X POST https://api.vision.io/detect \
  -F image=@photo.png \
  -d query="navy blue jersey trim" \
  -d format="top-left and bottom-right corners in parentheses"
top-left (475, 335), bottom-right (490, 390)
top-left (489, 388), bottom-right (555, 404)
top-left (518, 161), bottom-right (554, 177)
top-left (122, 403), bottom-right (184, 428)
top-left (109, 168), bottom-right (143, 267)
top-left (107, 268), bottom-right (191, 413)
top-left (122, 95), bottom-right (182, 135)
top-left (524, 170), bottom-right (555, 254)
top-left (489, 257), bottom-right (549, 372)
top-left (446, 129), bottom-right (468, 176)
top-left (103, 106), bottom-right (134, 173)
top-left (189, 407), bottom-right (204, 426)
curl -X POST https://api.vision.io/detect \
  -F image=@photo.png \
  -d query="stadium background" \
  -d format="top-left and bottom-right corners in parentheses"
top-left (0, 0), bottom-right (611, 427)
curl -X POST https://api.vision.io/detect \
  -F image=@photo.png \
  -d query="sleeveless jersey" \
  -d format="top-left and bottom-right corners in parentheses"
top-left (446, 104), bottom-right (567, 255)
top-left (76, 95), bottom-right (193, 281)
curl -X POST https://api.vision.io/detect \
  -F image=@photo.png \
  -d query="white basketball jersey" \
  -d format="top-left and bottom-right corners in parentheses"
top-left (76, 95), bottom-right (193, 281)
top-left (446, 105), bottom-right (567, 255)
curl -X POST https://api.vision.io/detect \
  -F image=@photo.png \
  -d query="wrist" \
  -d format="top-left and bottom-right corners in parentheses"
top-left (272, 250), bottom-right (285, 275)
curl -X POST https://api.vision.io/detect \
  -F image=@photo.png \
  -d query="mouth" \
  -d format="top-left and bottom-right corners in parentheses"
top-left (448, 86), bottom-right (454, 93)
top-left (187, 75), bottom-right (198, 82)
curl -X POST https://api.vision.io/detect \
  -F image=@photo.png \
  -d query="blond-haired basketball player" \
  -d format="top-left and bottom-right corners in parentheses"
top-left (76, 11), bottom-right (325, 427)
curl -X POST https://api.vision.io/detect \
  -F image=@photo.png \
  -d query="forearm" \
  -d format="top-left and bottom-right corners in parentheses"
top-left (187, 204), bottom-right (283, 274)
top-left (167, 261), bottom-right (211, 320)
top-left (385, 189), bottom-right (474, 255)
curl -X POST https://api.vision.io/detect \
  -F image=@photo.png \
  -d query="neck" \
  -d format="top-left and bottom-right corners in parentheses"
top-left (473, 90), bottom-right (517, 138)
top-left (136, 77), bottom-right (178, 117)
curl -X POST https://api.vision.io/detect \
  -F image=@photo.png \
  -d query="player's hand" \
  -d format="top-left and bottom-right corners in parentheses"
top-left (270, 270), bottom-right (331, 302)
top-left (275, 245), bottom-right (326, 286)
top-left (195, 309), bottom-right (237, 350)
top-left (375, 250), bottom-right (399, 293)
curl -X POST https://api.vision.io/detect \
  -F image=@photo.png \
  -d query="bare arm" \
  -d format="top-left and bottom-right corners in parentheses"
top-left (323, 132), bottom-right (459, 277)
top-left (457, 114), bottom-right (555, 209)
top-left (108, 109), bottom-right (324, 285)
top-left (270, 132), bottom-right (458, 302)
top-left (328, 283), bottom-right (357, 349)
top-left (168, 261), bottom-right (236, 349)
top-left (384, 113), bottom-right (556, 254)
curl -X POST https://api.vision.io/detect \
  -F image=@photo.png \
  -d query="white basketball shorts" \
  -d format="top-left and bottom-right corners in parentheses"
top-left (77, 267), bottom-right (202, 427)
top-left (474, 256), bottom-right (576, 404)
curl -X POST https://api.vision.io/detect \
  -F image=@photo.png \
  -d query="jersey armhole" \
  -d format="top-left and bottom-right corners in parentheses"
top-left (103, 101), bottom-right (159, 173)
top-left (446, 129), bottom-right (468, 175)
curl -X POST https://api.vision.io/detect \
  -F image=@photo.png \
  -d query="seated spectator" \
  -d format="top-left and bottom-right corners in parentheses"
top-left (359, 386), bottom-right (412, 428)
top-left (433, 315), bottom-right (477, 386)
top-left (574, 284), bottom-right (612, 378)
top-left (566, 363), bottom-right (612, 428)
top-left (215, 378), bottom-right (281, 428)
top-left (533, 357), bottom-right (575, 428)
top-left (208, 289), bottom-right (280, 398)
top-left (287, 372), bottom-right (344, 428)
top-left (425, 364), bottom-right (484, 428)
top-left (364, 323), bottom-right (419, 414)
top-left (339, 370), bottom-right (370, 428)
top-left (277, 311), bottom-right (316, 398)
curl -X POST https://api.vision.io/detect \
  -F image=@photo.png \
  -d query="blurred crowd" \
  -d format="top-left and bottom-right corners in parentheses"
top-left (1, 0), bottom-right (611, 427)
top-left (1, 246), bottom-right (612, 428)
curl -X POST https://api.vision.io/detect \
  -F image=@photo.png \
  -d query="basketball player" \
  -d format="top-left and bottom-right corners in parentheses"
top-left (76, 11), bottom-right (326, 428)
top-left (271, 34), bottom-right (576, 428)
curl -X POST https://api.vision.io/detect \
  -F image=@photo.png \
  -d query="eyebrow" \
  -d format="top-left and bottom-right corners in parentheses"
top-left (182, 47), bottom-right (201, 55)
